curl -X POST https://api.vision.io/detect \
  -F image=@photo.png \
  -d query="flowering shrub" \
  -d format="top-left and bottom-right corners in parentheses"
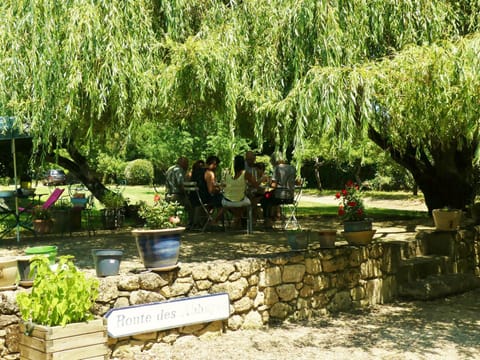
top-left (138, 195), bottom-right (184, 229)
top-left (335, 180), bottom-right (366, 221)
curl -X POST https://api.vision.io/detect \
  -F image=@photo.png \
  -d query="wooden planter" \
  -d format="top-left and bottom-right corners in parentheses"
top-left (32, 219), bottom-right (53, 234)
top-left (19, 318), bottom-right (108, 360)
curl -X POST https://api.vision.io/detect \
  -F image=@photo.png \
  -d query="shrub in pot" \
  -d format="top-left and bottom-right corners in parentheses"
top-left (16, 256), bottom-right (108, 359)
top-left (132, 199), bottom-right (185, 269)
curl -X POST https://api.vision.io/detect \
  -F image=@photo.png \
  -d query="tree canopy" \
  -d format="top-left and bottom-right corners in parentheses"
top-left (0, 0), bottom-right (479, 209)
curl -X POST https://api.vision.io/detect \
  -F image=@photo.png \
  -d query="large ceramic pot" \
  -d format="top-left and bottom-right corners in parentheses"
top-left (132, 227), bottom-right (185, 269)
top-left (432, 209), bottom-right (462, 231)
top-left (24, 246), bottom-right (57, 265)
top-left (17, 255), bottom-right (35, 286)
top-left (343, 230), bottom-right (376, 246)
top-left (0, 257), bottom-right (18, 289)
top-left (343, 220), bottom-right (372, 232)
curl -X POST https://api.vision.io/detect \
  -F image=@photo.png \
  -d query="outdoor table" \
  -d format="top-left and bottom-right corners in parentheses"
top-left (0, 190), bottom-right (36, 239)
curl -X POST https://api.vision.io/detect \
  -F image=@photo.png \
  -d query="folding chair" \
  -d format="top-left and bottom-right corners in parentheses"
top-left (19, 188), bottom-right (65, 216)
top-left (18, 188), bottom-right (65, 236)
top-left (184, 181), bottom-right (214, 231)
top-left (280, 179), bottom-right (304, 230)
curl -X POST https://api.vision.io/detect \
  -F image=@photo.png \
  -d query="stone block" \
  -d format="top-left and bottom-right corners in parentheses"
top-left (259, 266), bottom-right (282, 287)
top-left (282, 264), bottom-right (306, 283)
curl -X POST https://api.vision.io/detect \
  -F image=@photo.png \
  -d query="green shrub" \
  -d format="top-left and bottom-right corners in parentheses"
top-left (124, 159), bottom-right (154, 185)
top-left (96, 153), bottom-right (127, 184)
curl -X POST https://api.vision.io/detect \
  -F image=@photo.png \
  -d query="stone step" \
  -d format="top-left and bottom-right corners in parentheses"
top-left (398, 273), bottom-right (480, 300)
top-left (397, 255), bottom-right (452, 284)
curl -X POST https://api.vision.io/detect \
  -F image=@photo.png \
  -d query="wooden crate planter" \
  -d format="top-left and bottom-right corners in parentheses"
top-left (19, 318), bottom-right (108, 360)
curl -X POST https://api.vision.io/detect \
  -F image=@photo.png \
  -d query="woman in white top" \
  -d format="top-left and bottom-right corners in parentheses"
top-left (222, 155), bottom-right (256, 227)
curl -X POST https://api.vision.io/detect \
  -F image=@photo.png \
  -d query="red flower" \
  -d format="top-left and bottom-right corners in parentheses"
top-left (153, 193), bottom-right (161, 203)
top-left (357, 208), bottom-right (363, 216)
top-left (335, 192), bottom-right (341, 199)
top-left (341, 189), bottom-right (347, 196)
top-left (346, 180), bottom-right (354, 187)
top-left (347, 201), bottom-right (357, 207)
top-left (338, 206), bottom-right (345, 216)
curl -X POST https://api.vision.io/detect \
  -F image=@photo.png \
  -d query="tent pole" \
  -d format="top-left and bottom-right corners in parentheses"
top-left (12, 137), bottom-right (20, 242)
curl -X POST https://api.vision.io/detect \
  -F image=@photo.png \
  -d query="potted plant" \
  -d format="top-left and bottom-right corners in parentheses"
top-left (432, 207), bottom-right (462, 231)
top-left (131, 198), bottom-right (185, 269)
top-left (31, 206), bottom-right (53, 234)
top-left (336, 180), bottom-right (375, 245)
top-left (101, 192), bottom-right (125, 229)
top-left (16, 255), bottom-right (108, 359)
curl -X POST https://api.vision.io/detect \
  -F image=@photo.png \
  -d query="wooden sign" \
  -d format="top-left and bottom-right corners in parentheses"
top-left (105, 293), bottom-right (230, 338)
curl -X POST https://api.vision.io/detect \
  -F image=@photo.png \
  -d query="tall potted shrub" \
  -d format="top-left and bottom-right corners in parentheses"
top-left (16, 256), bottom-right (108, 359)
top-left (131, 199), bottom-right (185, 270)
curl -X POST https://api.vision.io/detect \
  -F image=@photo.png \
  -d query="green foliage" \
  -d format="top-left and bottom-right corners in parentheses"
top-left (102, 192), bottom-right (125, 209)
top-left (31, 206), bottom-right (51, 221)
top-left (138, 200), bottom-right (184, 229)
top-left (96, 153), bottom-right (127, 184)
top-left (16, 256), bottom-right (99, 327)
top-left (124, 159), bottom-right (154, 185)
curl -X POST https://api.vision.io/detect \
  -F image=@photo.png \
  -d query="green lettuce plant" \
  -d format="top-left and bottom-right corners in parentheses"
top-left (16, 255), bottom-right (99, 327)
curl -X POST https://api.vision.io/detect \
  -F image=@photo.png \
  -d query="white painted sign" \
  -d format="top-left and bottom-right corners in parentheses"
top-left (104, 293), bottom-right (230, 338)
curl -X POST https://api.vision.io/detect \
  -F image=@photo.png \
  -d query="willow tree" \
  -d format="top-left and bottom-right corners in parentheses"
top-left (1, 0), bottom-right (480, 210)
top-left (157, 0), bottom-right (480, 211)
top-left (0, 0), bottom-right (161, 199)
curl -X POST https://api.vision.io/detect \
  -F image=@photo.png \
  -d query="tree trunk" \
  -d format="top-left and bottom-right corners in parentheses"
top-left (314, 157), bottom-right (323, 191)
top-left (44, 146), bottom-right (111, 203)
top-left (368, 127), bottom-right (477, 213)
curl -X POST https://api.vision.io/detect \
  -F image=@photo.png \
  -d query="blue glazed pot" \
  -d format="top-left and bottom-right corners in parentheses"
top-left (343, 220), bottom-right (372, 232)
top-left (132, 227), bottom-right (184, 269)
top-left (92, 249), bottom-right (124, 277)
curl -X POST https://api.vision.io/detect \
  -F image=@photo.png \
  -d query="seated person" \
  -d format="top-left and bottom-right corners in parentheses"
top-left (195, 155), bottom-right (224, 225)
top-left (222, 155), bottom-right (254, 228)
top-left (165, 157), bottom-right (189, 208)
top-left (261, 152), bottom-right (296, 228)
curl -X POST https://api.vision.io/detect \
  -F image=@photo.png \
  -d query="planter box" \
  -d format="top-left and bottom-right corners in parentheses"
top-left (19, 318), bottom-right (108, 360)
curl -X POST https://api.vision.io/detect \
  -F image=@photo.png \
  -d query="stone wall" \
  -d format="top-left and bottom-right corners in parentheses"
top-left (1, 228), bottom-right (480, 359)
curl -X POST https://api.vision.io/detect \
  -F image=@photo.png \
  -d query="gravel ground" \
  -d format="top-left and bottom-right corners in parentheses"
top-left (116, 288), bottom-right (480, 359)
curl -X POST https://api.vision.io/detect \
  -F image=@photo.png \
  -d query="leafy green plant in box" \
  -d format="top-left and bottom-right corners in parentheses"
top-left (16, 255), bottom-right (99, 327)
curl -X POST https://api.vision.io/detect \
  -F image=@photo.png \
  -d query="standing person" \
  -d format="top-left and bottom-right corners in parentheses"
top-left (165, 157), bottom-right (189, 208)
top-left (261, 152), bottom-right (297, 229)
